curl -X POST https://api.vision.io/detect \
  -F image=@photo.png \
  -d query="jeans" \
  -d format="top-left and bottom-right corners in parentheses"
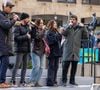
top-left (30, 52), bottom-right (45, 83)
top-left (0, 56), bottom-right (9, 83)
top-left (11, 53), bottom-right (29, 83)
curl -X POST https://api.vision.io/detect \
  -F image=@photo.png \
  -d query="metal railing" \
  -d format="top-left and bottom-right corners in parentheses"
top-left (81, 39), bottom-right (94, 76)
top-left (80, 24), bottom-right (98, 83)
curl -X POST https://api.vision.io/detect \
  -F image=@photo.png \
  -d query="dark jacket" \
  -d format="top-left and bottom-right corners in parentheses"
top-left (46, 29), bottom-right (62, 58)
top-left (62, 24), bottom-right (88, 61)
top-left (14, 24), bottom-right (31, 53)
top-left (0, 10), bottom-right (15, 56)
top-left (30, 25), bottom-right (45, 56)
top-left (81, 34), bottom-right (95, 48)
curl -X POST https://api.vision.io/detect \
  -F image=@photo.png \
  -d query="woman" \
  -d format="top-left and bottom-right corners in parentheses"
top-left (29, 18), bottom-right (46, 87)
top-left (46, 20), bottom-right (62, 86)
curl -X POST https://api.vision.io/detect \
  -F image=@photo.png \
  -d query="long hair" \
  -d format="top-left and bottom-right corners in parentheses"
top-left (35, 18), bottom-right (43, 27)
top-left (47, 20), bottom-right (58, 32)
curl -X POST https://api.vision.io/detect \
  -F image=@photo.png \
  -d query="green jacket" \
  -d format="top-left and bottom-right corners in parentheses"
top-left (62, 24), bottom-right (88, 61)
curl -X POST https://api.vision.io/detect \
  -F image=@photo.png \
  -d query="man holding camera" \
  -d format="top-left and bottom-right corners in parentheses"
top-left (0, 1), bottom-right (18, 88)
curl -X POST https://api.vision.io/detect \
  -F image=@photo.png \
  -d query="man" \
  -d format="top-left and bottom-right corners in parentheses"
top-left (0, 1), bottom-right (18, 88)
top-left (89, 13), bottom-right (97, 31)
top-left (11, 13), bottom-right (31, 87)
top-left (62, 15), bottom-right (88, 86)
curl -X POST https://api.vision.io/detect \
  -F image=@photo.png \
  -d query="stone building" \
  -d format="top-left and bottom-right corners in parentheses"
top-left (0, 0), bottom-right (100, 26)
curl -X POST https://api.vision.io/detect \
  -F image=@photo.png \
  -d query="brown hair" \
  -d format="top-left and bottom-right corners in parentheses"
top-left (2, 4), bottom-right (4, 10)
top-left (47, 20), bottom-right (57, 31)
top-left (35, 18), bottom-right (43, 27)
top-left (70, 15), bottom-right (78, 21)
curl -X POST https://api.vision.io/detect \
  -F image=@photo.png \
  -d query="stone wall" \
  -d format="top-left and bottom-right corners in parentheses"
top-left (0, 0), bottom-right (100, 22)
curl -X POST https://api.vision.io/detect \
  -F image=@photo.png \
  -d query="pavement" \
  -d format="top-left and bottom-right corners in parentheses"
top-left (0, 85), bottom-right (92, 90)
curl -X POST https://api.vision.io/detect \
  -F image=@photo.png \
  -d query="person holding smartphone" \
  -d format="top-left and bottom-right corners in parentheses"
top-left (61, 15), bottom-right (88, 86)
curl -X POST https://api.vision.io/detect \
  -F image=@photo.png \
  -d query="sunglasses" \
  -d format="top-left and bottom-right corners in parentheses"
top-left (8, 6), bottom-right (13, 8)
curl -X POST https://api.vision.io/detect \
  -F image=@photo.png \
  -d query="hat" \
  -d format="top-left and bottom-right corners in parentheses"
top-left (3, 1), bottom-right (15, 7)
top-left (20, 13), bottom-right (29, 20)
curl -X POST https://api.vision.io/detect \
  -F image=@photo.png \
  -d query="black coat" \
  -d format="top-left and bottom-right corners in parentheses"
top-left (0, 10), bottom-right (15, 56)
top-left (46, 29), bottom-right (62, 58)
top-left (14, 24), bottom-right (31, 53)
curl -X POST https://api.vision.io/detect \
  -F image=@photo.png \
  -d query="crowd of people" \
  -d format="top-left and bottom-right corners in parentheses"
top-left (0, 1), bottom-right (99, 88)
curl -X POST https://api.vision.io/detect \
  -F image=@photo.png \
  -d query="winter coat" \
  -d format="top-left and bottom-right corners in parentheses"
top-left (46, 29), bottom-right (62, 58)
top-left (0, 10), bottom-right (15, 56)
top-left (14, 24), bottom-right (31, 53)
top-left (62, 24), bottom-right (88, 61)
top-left (81, 34), bottom-right (95, 48)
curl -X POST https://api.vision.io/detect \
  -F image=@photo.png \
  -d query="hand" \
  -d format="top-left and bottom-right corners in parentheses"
top-left (13, 14), bottom-right (19, 21)
top-left (27, 33), bottom-right (31, 39)
top-left (42, 25), bottom-right (46, 29)
top-left (59, 27), bottom-right (64, 34)
top-left (69, 22), bottom-right (73, 26)
top-left (79, 23), bottom-right (84, 27)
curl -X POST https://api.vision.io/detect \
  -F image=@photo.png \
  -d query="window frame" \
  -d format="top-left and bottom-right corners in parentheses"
top-left (82, 0), bottom-right (100, 5)
top-left (37, 0), bottom-right (52, 2)
top-left (57, 0), bottom-right (76, 3)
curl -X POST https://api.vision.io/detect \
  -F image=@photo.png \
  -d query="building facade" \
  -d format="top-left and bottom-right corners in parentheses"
top-left (0, 0), bottom-right (100, 26)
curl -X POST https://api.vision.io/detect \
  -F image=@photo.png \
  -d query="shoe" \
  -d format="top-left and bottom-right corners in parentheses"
top-left (34, 82), bottom-right (42, 87)
top-left (0, 83), bottom-right (11, 88)
top-left (27, 82), bottom-right (35, 87)
top-left (10, 80), bottom-right (16, 84)
top-left (54, 83), bottom-right (58, 87)
top-left (4, 82), bottom-right (11, 87)
top-left (47, 83), bottom-right (54, 87)
top-left (53, 81), bottom-right (58, 87)
top-left (69, 82), bottom-right (78, 86)
top-left (18, 81), bottom-right (27, 87)
top-left (10, 80), bottom-right (17, 87)
top-left (18, 83), bottom-right (27, 87)
top-left (62, 82), bottom-right (66, 87)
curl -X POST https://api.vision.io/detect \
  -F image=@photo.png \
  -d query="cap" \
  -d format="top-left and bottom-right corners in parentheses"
top-left (3, 1), bottom-right (15, 7)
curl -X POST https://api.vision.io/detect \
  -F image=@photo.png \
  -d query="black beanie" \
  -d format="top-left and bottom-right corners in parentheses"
top-left (20, 13), bottom-right (29, 20)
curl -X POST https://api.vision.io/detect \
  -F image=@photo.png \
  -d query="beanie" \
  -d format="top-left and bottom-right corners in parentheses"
top-left (20, 13), bottom-right (29, 20)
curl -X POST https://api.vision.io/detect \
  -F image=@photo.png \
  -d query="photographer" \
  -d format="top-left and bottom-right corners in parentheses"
top-left (0, 1), bottom-right (18, 88)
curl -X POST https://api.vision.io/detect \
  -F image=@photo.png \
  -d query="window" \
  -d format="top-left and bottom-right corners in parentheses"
top-left (90, 0), bottom-right (100, 5)
top-left (82, 0), bottom-right (100, 5)
top-left (82, 0), bottom-right (90, 4)
top-left (57, 0), bottom-right (76, 3)
top-left (57, 0), bottom-right (66, 3)
top-left (37, 0), bottom-right (52, 2)
top-left (67, 0), bottom-right (76, 3)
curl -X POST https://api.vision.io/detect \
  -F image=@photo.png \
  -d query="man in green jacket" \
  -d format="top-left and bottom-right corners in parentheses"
top-left (62, 15), bottom-right (88, 86)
